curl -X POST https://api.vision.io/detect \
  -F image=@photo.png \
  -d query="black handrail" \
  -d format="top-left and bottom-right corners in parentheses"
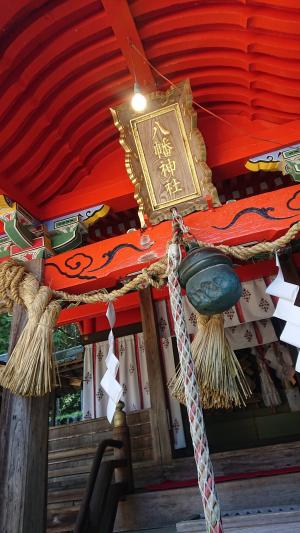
top-left (99, 480), bottom-right (128, 533)
top-left (74, 439), bottom-right (123, 533)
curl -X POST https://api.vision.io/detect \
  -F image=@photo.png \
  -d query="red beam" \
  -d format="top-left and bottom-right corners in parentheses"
top-left (57, 292), bottom-right (140, 325)
top-left (56, 252), bottom-right (300, 326)
top-left (42, 184), bottom-right (300, 294)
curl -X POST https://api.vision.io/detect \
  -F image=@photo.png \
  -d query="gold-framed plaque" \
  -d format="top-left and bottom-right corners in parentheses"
top-left (111, 80), bottom-right (219, 225)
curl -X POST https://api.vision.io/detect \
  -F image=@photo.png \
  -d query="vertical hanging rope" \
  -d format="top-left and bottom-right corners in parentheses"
top-left (0, 260), bottom-right (61, 396)
top-left (167, 221), bottom-right (223, 532)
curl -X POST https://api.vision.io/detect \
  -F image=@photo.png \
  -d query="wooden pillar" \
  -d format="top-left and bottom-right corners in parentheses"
top-left (139, 287), bottom-right (172, 464)
top-left (0, 260), bottom-right (50, 533)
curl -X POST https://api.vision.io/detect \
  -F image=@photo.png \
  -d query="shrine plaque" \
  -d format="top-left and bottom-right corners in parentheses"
top-left (111, 80), bottom-right (219, 225)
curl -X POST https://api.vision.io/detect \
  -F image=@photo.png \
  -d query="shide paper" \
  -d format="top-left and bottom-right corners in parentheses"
top-left (100, 302), bottom-right (123, 422)
top-left (266, 253), bottom-right (300, 373)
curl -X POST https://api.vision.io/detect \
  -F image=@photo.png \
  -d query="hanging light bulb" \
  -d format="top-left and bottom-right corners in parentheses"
top-left (131, 82), bottom-right (147, 112)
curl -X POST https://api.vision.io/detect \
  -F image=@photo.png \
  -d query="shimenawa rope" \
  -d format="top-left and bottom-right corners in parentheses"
top-left (0, 221), bottom-right (299, 396)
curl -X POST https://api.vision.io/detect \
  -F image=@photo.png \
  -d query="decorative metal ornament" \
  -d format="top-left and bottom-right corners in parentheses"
top-left (245, 143), bottom-right (300, 183)
top-left (110, 80), bottom-right (219, 226)
top-left (178, 246), bottom-right (242, 315)
top-left (281, 147), bottom-right (300, 182)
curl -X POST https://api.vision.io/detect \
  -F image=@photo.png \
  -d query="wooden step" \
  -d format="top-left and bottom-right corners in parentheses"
top-left (48, 430), bottom-right (112, 452)
top-left (177, 510), bottom-right (300, 532)
top-left (48, 488), bottom-right (84, 506)
top-left (47, 506), bottom-right (78, 532)
top-left (47, 526), bottom-right (73, 533)
top-left (114, 472), bottom-right (300, 531)
top-left (49, 464), bottom-right (92, 480)
top-left (48, 446), bottom-right (97, 462)
top-left (48, 472), bottom-right (88, 493)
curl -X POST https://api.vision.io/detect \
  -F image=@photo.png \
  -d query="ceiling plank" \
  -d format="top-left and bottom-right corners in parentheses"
top-left (102, 0), bottom-right (156, 90)
top-left (208, 117), bottom-right (300, 180)
top-left (1, 117), bottom-right (299, 221)
top-left (36, 117), bottom-right (300, 219)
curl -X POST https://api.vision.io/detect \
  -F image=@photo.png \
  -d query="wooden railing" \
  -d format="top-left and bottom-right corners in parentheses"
top-left (73, 402), bottom-right (133, 533)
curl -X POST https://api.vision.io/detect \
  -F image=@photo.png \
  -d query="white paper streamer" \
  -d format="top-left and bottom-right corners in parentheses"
top-left (280, 322), bottom-right (300, 349)
top-left (100, 302), bottom-right (123, 423)
top-left (274, 299), bottom-right (300, 326)
top-left (265, 253), bottom-right (300, 374)
top-left (266, 253), bottom-right (299, 302)
top-left (296, 352), bottom-right (300, 374)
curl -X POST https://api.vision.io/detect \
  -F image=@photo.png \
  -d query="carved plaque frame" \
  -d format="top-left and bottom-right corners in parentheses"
top-left (111, 80), bottom-right (219, 225)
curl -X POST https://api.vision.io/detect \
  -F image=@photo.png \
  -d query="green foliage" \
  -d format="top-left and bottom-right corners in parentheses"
top-left (0, 314), bottom-right (11, 354)
top-left (53, 323), bottom-right (80, 352)
top-left (60, 391), bottom-right (81, 415)
top-left (0, 318), bottom-right (80, 355)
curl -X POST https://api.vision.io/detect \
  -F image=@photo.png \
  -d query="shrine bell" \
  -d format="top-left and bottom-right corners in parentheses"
top-left (178, 245), bottom-right (242, 315)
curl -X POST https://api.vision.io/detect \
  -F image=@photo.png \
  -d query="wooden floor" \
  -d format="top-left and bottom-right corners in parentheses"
top-left (47, 430), bottom-right (300, 532)
top-left (126, 529), bottom-right (176, 533)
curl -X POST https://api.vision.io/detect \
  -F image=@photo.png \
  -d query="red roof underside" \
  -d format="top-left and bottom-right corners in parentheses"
top-left (0, 0), bottom-right (299, 220)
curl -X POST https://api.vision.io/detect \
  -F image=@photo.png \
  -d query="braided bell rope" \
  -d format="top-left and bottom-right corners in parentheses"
top-left (167, 240), bottom-right (223, 532)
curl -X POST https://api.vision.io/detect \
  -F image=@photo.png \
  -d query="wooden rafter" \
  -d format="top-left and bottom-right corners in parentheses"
top-left (102, 0), bottom-right (156, 90)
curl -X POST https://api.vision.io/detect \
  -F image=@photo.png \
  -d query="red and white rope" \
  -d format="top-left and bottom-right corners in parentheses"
top-left (167, 239), bottom-right (223, 532)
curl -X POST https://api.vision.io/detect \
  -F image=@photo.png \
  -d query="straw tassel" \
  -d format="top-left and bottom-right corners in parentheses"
top-left (169, 312), bottom-right (251, 409)
top-left (0, 262), bottom-right (61, 397)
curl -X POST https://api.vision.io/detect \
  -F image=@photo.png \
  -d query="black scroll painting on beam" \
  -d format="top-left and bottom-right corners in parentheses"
top-left (46, 243), bottom-right (145, 280)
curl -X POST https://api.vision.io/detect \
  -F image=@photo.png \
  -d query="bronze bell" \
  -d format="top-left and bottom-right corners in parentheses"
top-left (178, 245), bottom-right (242, 315)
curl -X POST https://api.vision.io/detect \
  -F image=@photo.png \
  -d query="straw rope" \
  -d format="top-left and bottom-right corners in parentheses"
top-left (0, 220), bottom-right (299, 397)
top-left (44, 220), bottom-right (300, 303)
top-left (0, 222), bottom-right (298, 310)
top-left (0, 221), bottom-right (300, 310)
top-left (168, 312), bottom-right (252, 409)
top-left (51, 258), bottom-right (168, 303)
top-left (0, 259), bottom-right (61, 396)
